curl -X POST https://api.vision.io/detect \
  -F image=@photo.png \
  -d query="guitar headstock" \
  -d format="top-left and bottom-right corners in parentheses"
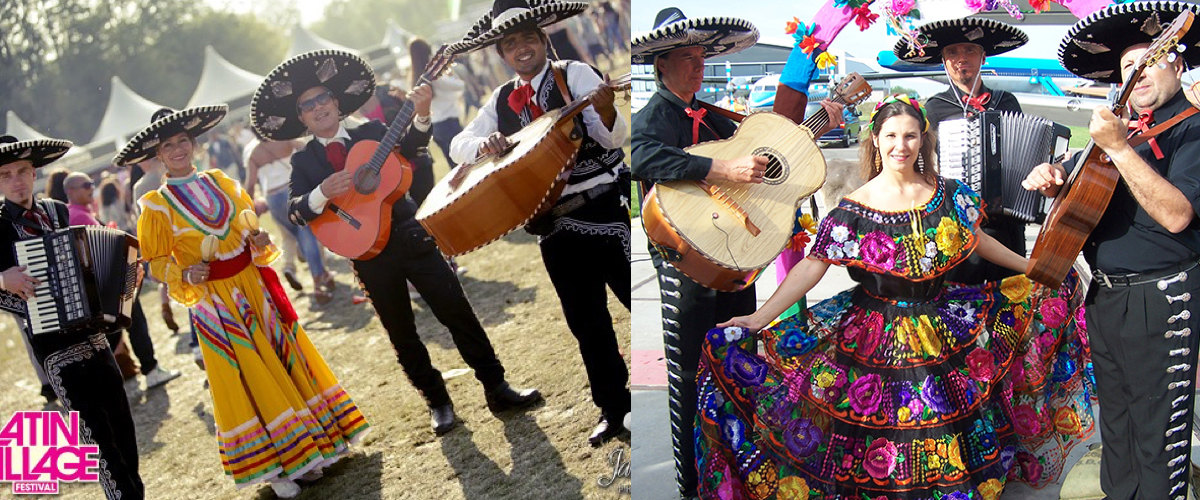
top-left (832, 73), bottom-right (872, 107)
top-left (608, 73), bottom-right (632, 92)
top-left (1130, 11), bottom-right (1193, 81)
top-left (419, 45), bottom-right (458, 85)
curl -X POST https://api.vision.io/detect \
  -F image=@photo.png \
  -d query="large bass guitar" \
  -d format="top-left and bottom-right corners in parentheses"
top-left (643, 74), bottom-right (871, 292)
top-left (310, 46), bottom-right (456, 259)
top-left (1027, 12), bottom-right (1192, 287)
top-left (416, 74), bottom-right (631, 256)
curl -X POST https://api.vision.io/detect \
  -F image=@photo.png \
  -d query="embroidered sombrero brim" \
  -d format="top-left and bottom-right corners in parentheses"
top-left (631, 16), bottom-right (759, 65)
top-left (112, 105), bottom-right (227, 166)
top-left (251, 50), bottom-right (375, 141)
top-left (0, 137), bottom-right (73, 169)
top-left (446, 0), bottom-right (589, 55)
top-left (894, 17), bottom-right (1028, 64)
top-left (1059, 1), bottom-right (1200, 83)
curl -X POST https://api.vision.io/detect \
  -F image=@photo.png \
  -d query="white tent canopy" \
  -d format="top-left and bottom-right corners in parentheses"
top-left (4, 111), bottom-right (49, 140)
top-left (287, 25), bottom-right (359, 58)
top-left (382, 20), bottom-right (416, 53)
top-left (186, 46), bottom-right (265, 108)
top-left (90, 76), bottom-right (168, 145)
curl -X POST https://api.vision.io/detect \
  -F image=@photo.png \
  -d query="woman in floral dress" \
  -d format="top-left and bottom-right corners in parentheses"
top-left (701, 95), bottom-right (1094, 500)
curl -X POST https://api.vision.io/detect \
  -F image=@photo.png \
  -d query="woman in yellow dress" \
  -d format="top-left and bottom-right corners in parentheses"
top-left (114, 106), bottom-right (369, 498)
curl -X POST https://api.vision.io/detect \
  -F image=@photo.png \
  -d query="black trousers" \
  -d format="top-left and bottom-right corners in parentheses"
top-left (539, 198), bottom-right (631, 419)
top-left (1086, 263), bottom-right (1200, 500)
top-left (125, 299), bottom-right (158, 375)
top-left (353, 220), bottom-right (505, 408)
top-left (33, 332), bottom-right (143, 500)
top-left (653, 251), bottom-right (757, 496)
top-left (943, 213), bottom-right (1025, 284)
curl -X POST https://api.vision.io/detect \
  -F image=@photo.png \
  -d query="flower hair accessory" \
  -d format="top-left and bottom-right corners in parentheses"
top-left (868, 93), bottom-right (928, 133)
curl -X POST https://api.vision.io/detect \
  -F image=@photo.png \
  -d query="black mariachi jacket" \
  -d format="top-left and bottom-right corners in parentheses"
top-left (0, 198), bottom-right (69, 276)
top-left (286, 119), bottom-right (432, 228)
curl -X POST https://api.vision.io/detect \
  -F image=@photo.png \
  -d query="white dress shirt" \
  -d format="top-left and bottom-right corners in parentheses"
top-left (449, 60), bottom-right (628, 195)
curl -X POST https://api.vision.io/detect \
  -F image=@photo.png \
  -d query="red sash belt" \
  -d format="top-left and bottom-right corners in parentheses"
top-left (205, 247), bottom-right (298, 324)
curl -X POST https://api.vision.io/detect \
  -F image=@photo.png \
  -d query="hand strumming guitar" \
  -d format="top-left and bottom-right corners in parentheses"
top-left (320, 170), bottom-right (354, 199)
top-left (478, 132), bottom-right (514, 157)
top-left (707, 155), bottom-right (768, 184)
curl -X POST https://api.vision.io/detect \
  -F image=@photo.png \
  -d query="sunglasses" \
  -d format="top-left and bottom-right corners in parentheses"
top-left (298, 91), bottom-right (334, 114)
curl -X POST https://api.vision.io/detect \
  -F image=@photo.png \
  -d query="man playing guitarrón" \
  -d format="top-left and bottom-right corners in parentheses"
top-left (251, 49), bottom-right (542, 437)
top-left (1022, 3), bottom-right (1200, 498)
top-left (447, 0), bottom-right (633, 447)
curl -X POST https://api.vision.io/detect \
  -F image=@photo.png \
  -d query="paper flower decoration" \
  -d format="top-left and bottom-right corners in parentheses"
top-left (853, 4), bottom-right (879, 31)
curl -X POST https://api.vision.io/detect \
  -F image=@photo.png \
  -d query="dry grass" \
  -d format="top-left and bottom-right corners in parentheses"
top-left (0, 54), bottom-right (633, 500)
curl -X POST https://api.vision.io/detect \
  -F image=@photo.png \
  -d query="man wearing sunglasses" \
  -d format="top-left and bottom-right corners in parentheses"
top-left (252, 50), bottom-right (542, 436)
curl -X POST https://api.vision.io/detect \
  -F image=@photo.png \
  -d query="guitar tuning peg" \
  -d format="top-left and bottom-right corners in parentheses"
top-left (1178, 44), bottom-right (1188, 53)
top-left (1168, 52), bottom-right (1179, 63)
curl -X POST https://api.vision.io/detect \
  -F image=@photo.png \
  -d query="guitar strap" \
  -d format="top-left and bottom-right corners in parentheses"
top-left (1129, 106), bottom-right (1199, 149)
top-left (697, 100), bottom-right (746, 123)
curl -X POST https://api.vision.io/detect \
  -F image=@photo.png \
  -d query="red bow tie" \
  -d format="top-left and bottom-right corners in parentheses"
top-left (962, 92), bottom-right (991, 112)
top-left (1128, 109), bottom-right (1164, 160)
top-left (683, 107), bottom-right (720, 146)
top-left (507, 84), bottom-right (544, 119)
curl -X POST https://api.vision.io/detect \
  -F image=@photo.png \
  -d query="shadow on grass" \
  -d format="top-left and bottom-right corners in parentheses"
top-left (131, 386), bottom-right (171, 455)
top-left (439, 415), bottom-right (584, 500)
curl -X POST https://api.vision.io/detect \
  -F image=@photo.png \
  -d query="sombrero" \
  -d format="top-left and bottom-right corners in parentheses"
top-left (894, 17), bottom-right (1028, 64)
top-left (446, 0), bottom-right (589, 56)
top-left (112, 105), bottom-right (226, 166)
top-left (0, 136), bottom-right (72, 169)
top-left (251, 50), bottom-right (375, 141)
top-left (1059, 1), bottom-right (1200, 83)
top-left (632, 8), bottom-right (758, 65)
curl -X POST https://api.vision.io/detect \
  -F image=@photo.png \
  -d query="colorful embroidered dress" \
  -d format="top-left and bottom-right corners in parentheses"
top-left (696, 178), bottom-right (1094, 500)
top-left (137, 169), bottom-right (368, 487)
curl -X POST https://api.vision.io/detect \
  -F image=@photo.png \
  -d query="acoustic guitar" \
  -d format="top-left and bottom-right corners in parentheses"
top-left (416, 73), bottom-right (632, 256)
top-left (310, 46), bottom-right (456, 260)
top-left (642, 73), bottom-right (872, 292)
top-left (1027, 11), bottom-right (1193, 287)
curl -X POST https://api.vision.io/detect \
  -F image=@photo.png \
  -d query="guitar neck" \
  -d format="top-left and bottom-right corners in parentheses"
top-left (801, 93), bottom-right (848, 134)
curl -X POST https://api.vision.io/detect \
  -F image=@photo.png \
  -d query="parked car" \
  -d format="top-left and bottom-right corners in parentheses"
top-left (805, 102), bottom-right (862, 148)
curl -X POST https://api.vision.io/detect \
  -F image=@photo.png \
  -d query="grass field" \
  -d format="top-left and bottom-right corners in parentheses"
top-left (0, 55), bottom-right (634, 500)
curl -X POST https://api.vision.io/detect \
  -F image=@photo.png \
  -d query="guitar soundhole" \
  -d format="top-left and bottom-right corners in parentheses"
top-left (354, 167), bottom-right (380, 195)
top-left (753, 146), bottom-right (788, 185)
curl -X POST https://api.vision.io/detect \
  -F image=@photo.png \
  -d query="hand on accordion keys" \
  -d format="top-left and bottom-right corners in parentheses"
top-left (0, 266), bottom-right (38, 300)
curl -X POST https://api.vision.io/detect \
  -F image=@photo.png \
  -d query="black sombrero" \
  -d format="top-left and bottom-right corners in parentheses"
top-left (112, 105), bottom-right (226, 166)
top-left (1059, 1), bottom-right (1200, 83)
top-left (894, 17), bottom-right (1028, 64)
top-left (0, 136), bottom-right (72, 169)
top-left (251, 50), bottom-right (375, 141)
top-left (446, 0), bottom-right (589, 56)
top-left (632, 8), bottom-right (758, 65)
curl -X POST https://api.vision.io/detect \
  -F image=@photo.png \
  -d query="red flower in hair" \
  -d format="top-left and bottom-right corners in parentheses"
top-left (853, 5), bottom-right (879, 31)
top-left (1029, 0), bottom-right (1051, 13)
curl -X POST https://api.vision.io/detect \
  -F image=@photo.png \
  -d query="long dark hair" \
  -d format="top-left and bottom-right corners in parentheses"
top-left (858, 98), bottom-right (939, 187)
top-left (99, 178), bottom-right (121, 206)
top-left (410, 38), bottom-right (432, 89)
top-left (45, 168), bottom-right (69, 202)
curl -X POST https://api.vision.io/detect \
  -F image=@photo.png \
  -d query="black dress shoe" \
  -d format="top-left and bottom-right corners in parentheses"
top-left (588, 414), bottom-right (628, 447)
top-left (484, 382), bottom-right (543, 413)
top-left (430, 403), bottom-right (458, 435)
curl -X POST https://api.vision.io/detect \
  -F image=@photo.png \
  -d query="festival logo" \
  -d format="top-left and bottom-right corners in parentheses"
top-left (0, 412), bottom-right (99, 495)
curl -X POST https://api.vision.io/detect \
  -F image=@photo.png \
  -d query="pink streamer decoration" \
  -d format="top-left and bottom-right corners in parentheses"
top-left (810, 0), bottom-right (860, 47)
top-left (1057, 0), bottom-right (1116, 18)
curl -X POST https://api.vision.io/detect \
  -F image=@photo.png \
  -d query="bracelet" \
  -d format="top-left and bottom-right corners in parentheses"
top-left (414, 114), bottom-right (432, 125)
top-left (184, 269), bottom-right (194, 285)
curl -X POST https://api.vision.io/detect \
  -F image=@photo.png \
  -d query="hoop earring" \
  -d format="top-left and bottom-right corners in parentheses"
top-left (917, 154), bottom-right (925, 174)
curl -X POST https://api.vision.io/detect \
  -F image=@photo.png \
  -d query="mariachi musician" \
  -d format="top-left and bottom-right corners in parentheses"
top-left (0, 136), bottom-right (144, 500)
top-left (630, 8), bottom-right (841, 498)
top-left (250, 50), bottom-right (541, 437)
top-left (1023, 3), bottom-right (1200, 498)
top-left (447, 0), bottom-right (632, 447)
top-left (894, 17), bottom-right (1029, 284)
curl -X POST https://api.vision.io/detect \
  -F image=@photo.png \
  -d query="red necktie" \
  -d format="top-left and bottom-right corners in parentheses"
top-left (962, 92), bottom-right (991, 112)
top-left (684, 107), bottom-right (717, 145)
top-left (1128, 109), bottom-right (1164, 160)
top-left (507, 84), bottom-right (544, 119)
top-left (326, 140), bottom-right (347, 172)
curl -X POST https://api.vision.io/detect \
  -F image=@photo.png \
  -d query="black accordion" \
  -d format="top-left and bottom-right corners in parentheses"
top-left (0, 227), bottom-right (142, 336)
top-left (937, 111), bottom-right (1071, 223)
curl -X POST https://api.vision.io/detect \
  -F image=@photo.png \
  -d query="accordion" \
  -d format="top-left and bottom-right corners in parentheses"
top-left (0, 227), bottom-right (142, 336)
top-left (938, 111), bottom-right (1071, 223)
